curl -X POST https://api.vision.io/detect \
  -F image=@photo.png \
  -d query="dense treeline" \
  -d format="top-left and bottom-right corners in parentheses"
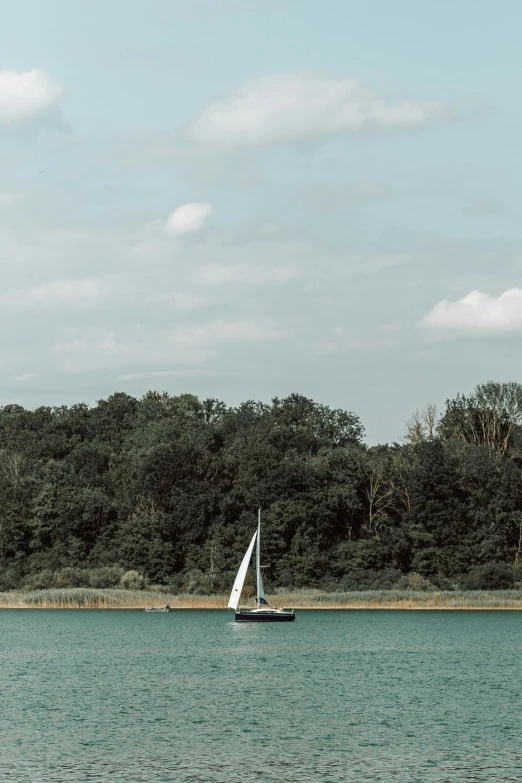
top-left (1, 383), bottom-right (521, 592)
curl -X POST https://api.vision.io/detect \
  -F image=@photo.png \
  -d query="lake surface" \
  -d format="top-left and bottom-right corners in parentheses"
top-left (0, 610), bottom-right (520, 783)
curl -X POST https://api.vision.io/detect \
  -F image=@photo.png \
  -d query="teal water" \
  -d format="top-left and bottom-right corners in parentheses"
top-left (0, 610), bottom-right (520, 782)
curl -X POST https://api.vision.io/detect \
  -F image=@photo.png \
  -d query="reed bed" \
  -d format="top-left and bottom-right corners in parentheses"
top-left (0, 588), bottom-right (229, 609)
top-left (0, 587), bottom-right (521, 609)
top-left (272, 589), bottom-right (522, 609)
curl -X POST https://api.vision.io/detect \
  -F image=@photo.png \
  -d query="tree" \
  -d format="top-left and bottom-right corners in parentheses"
top-left (0, 386), bottom-right (521, 590)
top-left (439, 382), bottom-right (522, 455)
top-left (403, 441), bottom-right (468, 576)
top-left (363, 450), bottom-right (393, 539)
top-left (405, 404), bottom-right (438, 445)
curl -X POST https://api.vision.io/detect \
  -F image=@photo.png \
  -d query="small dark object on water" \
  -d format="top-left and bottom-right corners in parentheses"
top-left (144, 604), bottom-right (171, 613)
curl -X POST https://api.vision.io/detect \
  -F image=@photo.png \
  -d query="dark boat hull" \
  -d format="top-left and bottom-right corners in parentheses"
top-left (235, 610), bottom-right (295, 622)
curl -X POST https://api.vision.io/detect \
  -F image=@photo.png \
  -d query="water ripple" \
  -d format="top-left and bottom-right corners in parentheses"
top-left (0, 609), bottom-right (521, 782)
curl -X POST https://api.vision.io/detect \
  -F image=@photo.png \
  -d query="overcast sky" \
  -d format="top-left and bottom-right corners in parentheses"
top-left (1, 0), bottom-right (522, 443)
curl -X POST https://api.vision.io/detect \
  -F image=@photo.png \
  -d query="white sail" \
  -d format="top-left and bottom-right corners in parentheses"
top-left (227, 530), bottom-right (257, 610)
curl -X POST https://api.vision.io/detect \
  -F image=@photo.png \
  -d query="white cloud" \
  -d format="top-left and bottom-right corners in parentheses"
top-left (146, 291), bottom-right (206, 309)
top-left (117, 369), bottom-right (214, 381)
top-left (420, 288), bottom-right (522, 332)
top-left (0, 191), bottom-right (21, 207)
top-left (156, 321), bottom-right (287, 360)
top-left (52, 320), bottom-right (287, 372)
top-left (0, 69), bottom-right (63, 126)
top-left (462, 197), bottom-right (510, 218)
top-left (350, 180), bottom-right (392, 201)
top-left (258, 221), bottom-right (280, 236)
top-left (196, 320), bottom-right (286, 342)
top-left (367, 252), bottom-right (413, 271)
top-left (164, 202), bottom-right (214, 235)
top-left (313, 341), bottom-right (338, 354)
top-left (0, 278), bottom-right (106, 308)
top-left (198, 263), bottom-right (298, 284)
top-left (14, 373), bottom-right (40, 382)
top-left (188, 73), bottom-right (448, 146)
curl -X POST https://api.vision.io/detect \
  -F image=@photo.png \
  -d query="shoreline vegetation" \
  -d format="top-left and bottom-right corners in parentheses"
top-left (3, 386), bottom-right (522, 598)
top-left (1, 587), bottom-right (522, 610)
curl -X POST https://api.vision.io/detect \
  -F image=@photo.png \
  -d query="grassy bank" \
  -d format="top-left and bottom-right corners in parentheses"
top-left (1, 588), bottom-right (522, 609)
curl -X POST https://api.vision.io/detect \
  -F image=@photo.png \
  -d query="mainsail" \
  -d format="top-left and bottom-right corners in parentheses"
top-left (227, 530), bottom-right (257, 610)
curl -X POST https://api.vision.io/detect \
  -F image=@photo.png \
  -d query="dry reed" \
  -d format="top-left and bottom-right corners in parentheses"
top-left (273, 589), bottom-right (522, 610)
top-left (0, 588), bottom-right (228, 609)
top-left (0, 588), bottom-right (521, 609)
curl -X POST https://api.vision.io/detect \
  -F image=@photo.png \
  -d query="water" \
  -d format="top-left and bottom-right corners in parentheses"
top-left (0, 609), bottom-right (520, 783)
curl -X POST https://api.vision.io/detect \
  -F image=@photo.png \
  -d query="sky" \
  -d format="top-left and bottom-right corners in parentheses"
top-left (1, 0), bottom-right (522, 443)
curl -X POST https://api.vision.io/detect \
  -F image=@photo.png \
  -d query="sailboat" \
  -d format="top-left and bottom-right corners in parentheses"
top-left (228, 509), bottom-right (295, 622)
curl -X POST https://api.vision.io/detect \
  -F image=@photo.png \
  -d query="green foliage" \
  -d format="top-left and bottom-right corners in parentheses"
top-left (464, 562), bottom-right (516, 590)
top-left (119, 570), bottom-right (144, 590)
top-left (1, 385), bottom-right (522, 591)
top-left (394, 572), bottom-right (436, 591)
top-left (21, 566), bottom-right (125, 590)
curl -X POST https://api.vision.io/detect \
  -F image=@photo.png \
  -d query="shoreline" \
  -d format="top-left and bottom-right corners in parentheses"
top-left (1, 588), bottom-right (522, 610)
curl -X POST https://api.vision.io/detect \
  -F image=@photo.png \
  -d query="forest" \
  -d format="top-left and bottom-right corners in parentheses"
top-left (0, 382), bottom-right (522, 593)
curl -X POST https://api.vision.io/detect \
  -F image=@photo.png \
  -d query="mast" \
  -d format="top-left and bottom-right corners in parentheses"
top-left (256, 507), bottom-right (261, 609)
